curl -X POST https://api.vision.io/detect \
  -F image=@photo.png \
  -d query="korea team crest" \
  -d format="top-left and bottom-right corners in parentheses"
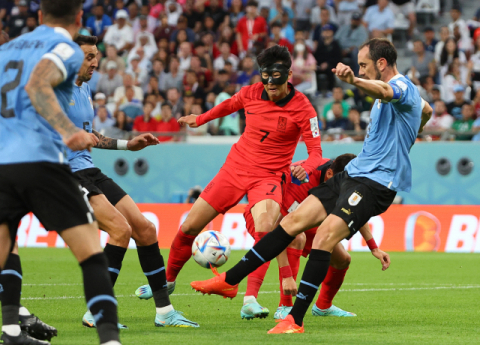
top-left (348, 192), bottom-right (362, 206)
top-left (277, 116), bottom-right (287, 132)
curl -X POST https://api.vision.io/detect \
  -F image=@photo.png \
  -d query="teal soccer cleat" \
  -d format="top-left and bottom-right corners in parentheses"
top-left (135, 284), bottom-right (153, 300)
top-left (311, 304), bottom-right (356, 317)
top-left (273, 306), bottom-right (292, 320)
top-left (154, 310), bottom-right (199, 328)
top-left (240, 302), bottom-right (270, 320)
top-left (135, 281), bottom-right (176, 299)
top-left (82, 311), bottom-right (128, 329)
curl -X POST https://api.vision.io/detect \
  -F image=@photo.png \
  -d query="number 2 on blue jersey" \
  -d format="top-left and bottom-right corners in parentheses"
top-left (1, 60), bottom-right (24, 118)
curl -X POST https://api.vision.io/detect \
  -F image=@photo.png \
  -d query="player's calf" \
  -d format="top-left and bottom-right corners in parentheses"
top-left (1, 253), bottom-right (22, 339)
top-left (80, 253), bottom-right (120, 344)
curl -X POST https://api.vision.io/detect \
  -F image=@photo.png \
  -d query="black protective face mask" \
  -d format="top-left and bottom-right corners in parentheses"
top-left (259, 63), bottom-right (290, 85)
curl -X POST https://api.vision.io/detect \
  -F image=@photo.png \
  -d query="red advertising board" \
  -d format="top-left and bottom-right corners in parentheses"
top-left (15, 204), bottom-right (480, 252)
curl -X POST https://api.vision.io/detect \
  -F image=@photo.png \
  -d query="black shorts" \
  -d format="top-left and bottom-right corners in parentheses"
top-left (309, 171), bottom-right (396, 239)
top-left (73, 168), bottom-right (127, 206)
top-left (0, 162), bottom-right (95, 244)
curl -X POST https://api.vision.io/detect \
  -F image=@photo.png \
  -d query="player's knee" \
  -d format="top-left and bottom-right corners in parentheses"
top-left (289, 233), bottom-right (306, 250)
top-left (133, 220), bottom-right (157, 246)
top-left (312, 226), bottom-right (337, 251)
top-left (255, 217), bottom-right (275, 233)
top-left (180, 221), bottom-right (202, 236)
top-left (331, 251), bottom-right (351, 269)
top-left (109, 220), bottom-right (132, 244)
top-left (281, 211), bottom-right (305, 236)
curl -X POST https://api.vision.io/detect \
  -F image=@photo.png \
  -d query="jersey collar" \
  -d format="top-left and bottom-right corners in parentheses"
top-left (388, 74), bottom-right (403, 82)
top-left (53, 27), bottom-right (73, 41)
top-left (261, 82), bottom-right (296, 107)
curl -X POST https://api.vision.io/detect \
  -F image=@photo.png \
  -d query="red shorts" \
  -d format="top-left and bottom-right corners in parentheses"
top-left (201, 165), bottom-right (286, 215)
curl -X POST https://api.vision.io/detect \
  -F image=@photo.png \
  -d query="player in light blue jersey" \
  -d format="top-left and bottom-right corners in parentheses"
top-left (0, 1), bottom-right (121, 345)
top-left (68, 35), bottom-right (198, 329)
top-left (188, 38), bottom-right (433, 334)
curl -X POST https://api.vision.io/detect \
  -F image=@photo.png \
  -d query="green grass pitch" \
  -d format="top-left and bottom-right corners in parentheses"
top-left (5, 249), bottom-right (480, 344)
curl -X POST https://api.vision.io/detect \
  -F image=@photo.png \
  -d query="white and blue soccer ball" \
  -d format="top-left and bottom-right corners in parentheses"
top-left (192, 231), bottom-right (231, 268)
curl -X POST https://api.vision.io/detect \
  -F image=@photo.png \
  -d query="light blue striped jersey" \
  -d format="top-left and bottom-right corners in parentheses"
top-left (346, 74), bottom-right (422, 192)
top-left (0, 25), bottom-right (84, 165)
top-left (67, 82), bottom-right (95, 173)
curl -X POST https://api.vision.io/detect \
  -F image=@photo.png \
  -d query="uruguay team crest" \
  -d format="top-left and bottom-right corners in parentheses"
top-left (348, 192), bottom-right (362, 206)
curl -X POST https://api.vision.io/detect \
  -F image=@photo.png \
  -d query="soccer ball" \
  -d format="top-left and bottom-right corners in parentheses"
top-left (192, 231), bottom-right (231, 268)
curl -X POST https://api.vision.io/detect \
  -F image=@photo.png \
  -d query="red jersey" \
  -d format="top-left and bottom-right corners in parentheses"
top-left (196, 82), bottom-right (323, 175)
top-left (236, 16), bottom-right (268, 51)
top-left (157, 118), bottom-right (180, 142)
top-left (280, 158), bottom-right (332, 216)
top-left (133, 117), bottom-right (159, 132)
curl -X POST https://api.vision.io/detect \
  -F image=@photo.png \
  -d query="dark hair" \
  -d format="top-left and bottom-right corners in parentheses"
top-left (440, 37), bottom-right (459, 66)
top-left (271, 22), bottom-right (282, 29)
top-left (41, 0), bottom-right (83, 25)
top-left (193, 41), bottom-right (205, 49)
top-left (161, 102), bottom-right (172, 110)
top-left (359, 38), bottom-right (397, 67)
top-left (332, 101), bottom-right (342, 107)
top-left (74, 35), bottom-right (98, 46)
top-left (256, 45), bottom-right (292, 69)
top-left (218, 69), bottom-right (228, 75)
top-left (246, 0), bottom-right (258, 7)
top-left (330, 154), bottom-right (356, 175)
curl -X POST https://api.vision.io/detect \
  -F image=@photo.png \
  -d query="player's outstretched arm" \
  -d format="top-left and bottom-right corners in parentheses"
top-left (92, 130), bottom-right (159, 151)
top-left (332, 63), bottom-right (394, 102)
top-left (274, 215), bottom-right (298, 296)
top-left (182, 88), bottom-right (246, 128)
top-left (418, 99), bottom-right (433, 134)
top-left (25, 59), bottom-right (98, 151)
top-left (358, 223), bottom-right (390, 271)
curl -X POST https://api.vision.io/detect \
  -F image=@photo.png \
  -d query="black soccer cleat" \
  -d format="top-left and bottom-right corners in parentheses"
top-left (19, 314), bottom-right (57, 342)
top-left (1, 331), bottom-right (51, 345)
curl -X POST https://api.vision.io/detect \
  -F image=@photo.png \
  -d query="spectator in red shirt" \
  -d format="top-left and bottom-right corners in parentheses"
top-left (269, 22), bottom-right (294, 52)
top-left (157, 103), bottom-right (181, 142)
top-left (236, 0), bottom-right (268, 56)
top-left (133, 102), bottom-right (159, 132)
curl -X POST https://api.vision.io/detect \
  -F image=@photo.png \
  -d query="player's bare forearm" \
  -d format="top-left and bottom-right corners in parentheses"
top-left (352, 77), bottom-right (393, 102)
top-left (358, 223), bottom-right (373, 242)
top-left (25, 59), bottom-right (79, 139)
top-left (276, 248), bottom-right (290, 268)
top-left (418, 100), bottom-right (433, 134)
top-left (92, 130), bottom-right (118, 149)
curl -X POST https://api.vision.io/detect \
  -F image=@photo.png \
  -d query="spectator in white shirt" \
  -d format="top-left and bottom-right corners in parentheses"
top-left (213, 42), bottom-right (240, 72)
top-left (104, 9), bottom-right (134, 54)
top-left (448, 4), bottom-right (473, 54)
top-left (425, 100), bottom-right (454, 131)
top-left (165, 0), bottom-right (183, 26)
top-left (114, 73), bottom-right (144, 104)
top-left (178, 41), bottom-right (193, 73)
top-left (126, 54), bottom-right (149, 90)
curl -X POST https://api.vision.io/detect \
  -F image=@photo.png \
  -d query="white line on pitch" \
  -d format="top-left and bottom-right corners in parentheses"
top-left (20, 285), bottom-right (480, 300)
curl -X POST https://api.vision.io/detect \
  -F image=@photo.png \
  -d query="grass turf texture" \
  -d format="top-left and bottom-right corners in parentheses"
top-left (4, 249), bottom-right (479, 345)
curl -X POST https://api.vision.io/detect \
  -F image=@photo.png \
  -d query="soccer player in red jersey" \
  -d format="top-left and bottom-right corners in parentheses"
top-left (164, 45), bottom-right (322, 293)
top-left (241, 154), bottom-right (390, 320)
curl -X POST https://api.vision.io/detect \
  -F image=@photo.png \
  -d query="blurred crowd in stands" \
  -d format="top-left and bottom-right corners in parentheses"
top-left (1, 0), bottom-right (480, 141)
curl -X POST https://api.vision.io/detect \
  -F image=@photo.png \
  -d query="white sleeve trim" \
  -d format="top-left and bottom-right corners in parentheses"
top-left (421, 98), bottom-right (426, 111)
top-left (42, 53), bottom-right (67, 82)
